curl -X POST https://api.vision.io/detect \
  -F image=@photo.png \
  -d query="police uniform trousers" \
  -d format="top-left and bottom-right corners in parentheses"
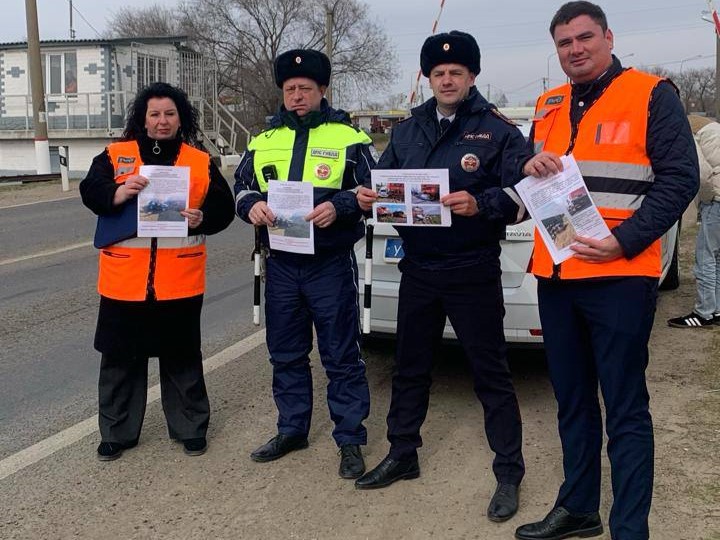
top-left (264, 249), bottom-right (370, 446)
top-left (96, 295), bottom-right (210, 445)
top-left (387, 261), bottom-right (525, 485)
top-left (538, 277), bottom-right (657, 540)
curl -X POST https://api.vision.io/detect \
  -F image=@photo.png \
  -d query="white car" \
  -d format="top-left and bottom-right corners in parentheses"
top-left (355, 219), bottom-right (680, 346)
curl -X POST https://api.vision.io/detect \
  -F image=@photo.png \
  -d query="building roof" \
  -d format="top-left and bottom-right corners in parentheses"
top-left (0, 35), bottom-right (190, 50)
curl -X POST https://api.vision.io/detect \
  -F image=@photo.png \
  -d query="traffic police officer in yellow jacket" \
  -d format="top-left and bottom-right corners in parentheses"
top-left (515, 3), bottom-right (698, 540)
top-left (234, 49), bottom-right (376, 479)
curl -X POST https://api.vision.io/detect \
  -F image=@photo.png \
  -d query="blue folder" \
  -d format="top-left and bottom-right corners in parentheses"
top-left (93, 197), bottom-right (138, 249)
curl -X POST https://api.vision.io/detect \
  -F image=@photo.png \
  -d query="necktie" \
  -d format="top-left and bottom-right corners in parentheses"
top-left (439, 118), bottom-right (451, 137)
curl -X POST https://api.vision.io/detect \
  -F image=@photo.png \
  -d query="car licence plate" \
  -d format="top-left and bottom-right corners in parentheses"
top-left (384, 238), bottom-right (404, 263)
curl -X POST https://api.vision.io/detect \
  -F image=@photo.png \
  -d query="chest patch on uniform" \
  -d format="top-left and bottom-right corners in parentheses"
top-left (117, 156), bottom-right (136, 164)
top-left (315, 163), bottom-right (332, 180)
top-left (545, 95), bottom-right (564, 105)
top-left (310, 148), bottom-right (340, 160)
top-left (115, 165), bottom-right (135, 177)
top-left (463, 131), bottom-right (492, 142)
top-left (460, 153), bottom-right (480, 173)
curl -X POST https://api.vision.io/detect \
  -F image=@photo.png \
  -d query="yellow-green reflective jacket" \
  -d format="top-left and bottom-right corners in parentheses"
top-left (235, 106), bottom-right (376, 252)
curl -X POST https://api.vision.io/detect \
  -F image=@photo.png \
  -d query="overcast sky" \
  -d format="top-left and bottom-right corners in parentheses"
top-left (1, 0), bottom-right (716, 106)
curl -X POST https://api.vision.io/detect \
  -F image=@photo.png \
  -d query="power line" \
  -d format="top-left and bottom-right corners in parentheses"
top-left (388, 2), bottom-right (702, 36)
top-left (65, 0), bottom-right (103, 39)
top-left (644, 53), bottom-right (716, 68)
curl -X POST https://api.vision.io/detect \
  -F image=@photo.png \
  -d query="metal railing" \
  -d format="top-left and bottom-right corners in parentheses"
top-left (0, 91), bottom-right (130, 131)
top-left (192, 96), bottom-right (251, 155)
top-left (1, 91), bottom-right (250, 156)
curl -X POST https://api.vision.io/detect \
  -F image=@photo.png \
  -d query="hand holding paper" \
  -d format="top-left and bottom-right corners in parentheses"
top-left (440, 190), bottom-right (479, 216)
top-left (571, 234), bottom-right (623, 263)
top-left (522, 151), bottom-right (564, 178)
top-left (515, 154), bottom-right (611, 264)
top-left (305, 201), bottom-right (337, 228)
top-left (356, 186), bottom-right (377, 211)
top-left (249, 200), bottom-right (276, 226)
top-left (114, 174), bottom-right (148, 205)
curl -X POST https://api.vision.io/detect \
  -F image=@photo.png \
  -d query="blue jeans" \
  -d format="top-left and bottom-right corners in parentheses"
top-left (693, 201), bottom-right (720, 319)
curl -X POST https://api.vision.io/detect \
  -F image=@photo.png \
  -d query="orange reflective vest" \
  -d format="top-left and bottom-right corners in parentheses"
top-left (98, 141), bottom-right (210, 301)
top-left (530, 69), bottom-right (663, 280)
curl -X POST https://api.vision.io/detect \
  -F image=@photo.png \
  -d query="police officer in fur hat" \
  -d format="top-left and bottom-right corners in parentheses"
top-left (355, 31), bottom-right (530, 523)
top-left (234, 49), bottom-right (376, 480)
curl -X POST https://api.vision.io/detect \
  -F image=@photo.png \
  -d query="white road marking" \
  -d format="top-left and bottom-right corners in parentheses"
top-left (0, 195), bottom-right (78, 210)
top-left (0, 241), bottom-right (94, 267)
top-left (0, 329), bottom-right (267, 481)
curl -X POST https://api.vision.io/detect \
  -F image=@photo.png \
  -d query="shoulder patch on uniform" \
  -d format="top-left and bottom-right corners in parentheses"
top-left (490, 108), bottom-right (519, 126)
top-left (544, 95), bottom-right (564, 105)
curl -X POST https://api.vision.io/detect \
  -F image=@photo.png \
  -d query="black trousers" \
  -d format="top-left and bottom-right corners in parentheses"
top-left (386, 262), bottom-right (525, 485)
top-left (98, 351), bottom-right (210, 445)
top-left (538, 277), bottom-right (656, 540)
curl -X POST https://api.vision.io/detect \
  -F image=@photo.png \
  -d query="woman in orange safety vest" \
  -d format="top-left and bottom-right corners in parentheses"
top-left (80, 83), bottom-right (234, 461)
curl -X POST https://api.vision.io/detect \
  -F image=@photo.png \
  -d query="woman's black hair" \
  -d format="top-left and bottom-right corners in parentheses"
top-left (122, 82), bottom-right (200, 144)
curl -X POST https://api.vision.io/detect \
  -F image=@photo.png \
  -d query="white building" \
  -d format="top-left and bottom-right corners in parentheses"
top-left (0, 36), bottom-right (246, 177)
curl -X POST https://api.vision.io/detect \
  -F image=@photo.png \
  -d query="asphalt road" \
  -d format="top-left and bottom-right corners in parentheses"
top-left (0, 193), bottom-right (257, 460)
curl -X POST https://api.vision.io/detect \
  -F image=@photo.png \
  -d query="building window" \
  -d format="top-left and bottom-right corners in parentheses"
top-left (136, 54), bottom-right (168, 92)
top-left (40, 52), bottom-right (78, 95)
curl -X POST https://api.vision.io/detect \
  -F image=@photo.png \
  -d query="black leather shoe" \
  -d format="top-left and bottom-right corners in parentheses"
top-left (96, 441), bottom-right (136, 462)
top-left (354, 455), bottom-right (420, 489)
top-left (250, 433), bottom-right (309, 462)
top-left (183, 437), bottom-right (208, 456)
top-left (487, 482), bottom-right (519, 522)
top-left (515, 506), bottom-right (603, 540)
top-left (338, 444), bottom-right (365, 479)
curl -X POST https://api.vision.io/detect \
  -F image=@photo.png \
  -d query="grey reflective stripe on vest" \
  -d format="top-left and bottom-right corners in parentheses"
top-left (577, 160), bottom-right (654, 183)
top-left (578, 160), bottom-right (653, 211)
top-left (114, 235), bottom-right (206, 249)
top-left (592, 192), bottom-right (645, 210)
top-left (534, 141), bottom-right (544, 154)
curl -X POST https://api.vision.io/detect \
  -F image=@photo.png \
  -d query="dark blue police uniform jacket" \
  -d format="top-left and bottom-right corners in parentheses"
top-left (377, 86), bottom-right (529, 273)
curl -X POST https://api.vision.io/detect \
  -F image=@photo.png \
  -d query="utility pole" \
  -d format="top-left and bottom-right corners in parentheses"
top-left (69, 0), bottom-right (76, 39)
top-left (716, 36), bottom-right (720, 118)
top-left (704, 2), bottom-right (720, 118)
top-left (25, 0), bottom-right (51, 174)
top-left (325, 7), bottom-right (333, 106)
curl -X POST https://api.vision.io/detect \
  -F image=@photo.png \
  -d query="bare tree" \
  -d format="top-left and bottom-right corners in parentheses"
top-left (109, 4), bottom-right (191, 38)
top-left (640, 65), bottom-right (715, 114)
top-left (174, 0), bottom-right (397, 130)
top-left (687, 67), bottom-right (715, 114)
top-left (105, 0), bottom-right (397, 132)
top-left (643, 65), bottom-right (670, 78)
top-left (383, 92), bottom-right (409, 110)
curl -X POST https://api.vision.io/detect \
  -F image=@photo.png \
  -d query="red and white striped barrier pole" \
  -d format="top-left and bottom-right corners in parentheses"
top-left (409, 0), bottom-right (447, 108)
